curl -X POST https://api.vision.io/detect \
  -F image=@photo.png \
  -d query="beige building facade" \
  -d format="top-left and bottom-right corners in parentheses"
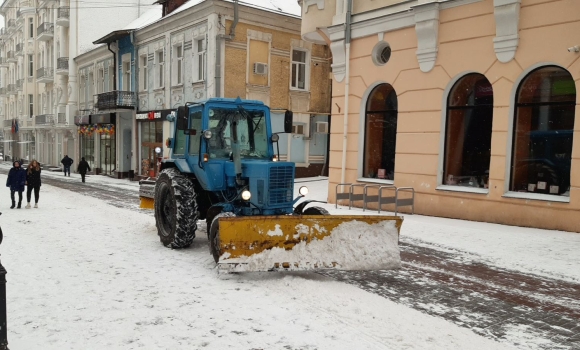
top-left (300, 0), bottom-right (580, 232)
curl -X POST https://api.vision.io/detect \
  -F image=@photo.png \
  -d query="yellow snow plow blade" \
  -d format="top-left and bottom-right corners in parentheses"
top-left (216, 215), bottom-right (403, 272)
top-left (139, 180), bottom-right (156, 209)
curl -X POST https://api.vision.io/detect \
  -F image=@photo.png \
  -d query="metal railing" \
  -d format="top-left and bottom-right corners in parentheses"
top-left (35, 114), bottom-right (54, 125)
top-left (58, 7), bottom-right (70, 20)
top-left (94, 91), bottom-right (136, 109)
top-left (37, 22), bottom-right (54, 36)
top-left (57, 57), bottom-right (69, 70)
top-left (37, 67), bottom-right (54, 79)
top-left (57, 113), bottom-right (66, 124)
top-left (335, 183), bottom-right (415, 216)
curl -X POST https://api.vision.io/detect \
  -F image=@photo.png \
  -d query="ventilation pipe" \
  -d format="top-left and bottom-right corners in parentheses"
top-left (107, 42), bottom-right (117, 91)
top-left (340, 0), bottom-right (352, 185)
top-left (215, 0), bottom-right (239, 97)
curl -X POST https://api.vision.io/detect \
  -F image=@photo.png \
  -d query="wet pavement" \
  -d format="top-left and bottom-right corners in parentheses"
top-left (6, 169), bottom-right (579, 349)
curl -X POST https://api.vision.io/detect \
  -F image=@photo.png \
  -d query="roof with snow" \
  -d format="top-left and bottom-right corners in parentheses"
top-left (170, 0), bottom-right (301, 18)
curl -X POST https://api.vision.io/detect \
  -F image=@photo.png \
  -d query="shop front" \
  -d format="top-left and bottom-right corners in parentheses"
top-left (76, 113), bottom-right (116, 175)
top-left (136, 110), bottom-right (169, 178)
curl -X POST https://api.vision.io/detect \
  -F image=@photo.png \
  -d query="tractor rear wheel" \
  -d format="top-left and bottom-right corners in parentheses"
top-left (302, 206), bottom-right (330, 215)
top-left (209, 212), bottom-right (236, 263)
top-left (154, 168), bottom-right (198, 248)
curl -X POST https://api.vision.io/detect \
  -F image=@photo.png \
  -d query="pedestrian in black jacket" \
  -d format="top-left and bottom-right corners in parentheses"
top-left (61, 155), bottom-right (74, 176)
top-left (25, 159), bottom-right (42, 209)
top-left (77, 157), bottom-right (91, 183)
top-left (6, 161), bottom-right (26, 209)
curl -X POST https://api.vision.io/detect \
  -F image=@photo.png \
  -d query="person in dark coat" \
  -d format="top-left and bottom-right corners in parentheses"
top-left (77, 157), bottom-right (91, 183)
top-left (6, 160), bottom-right (26, 209)
top-left (25, 159), bottom-right (42, 209)
top-left (61, 155), bottom-right (74, 176)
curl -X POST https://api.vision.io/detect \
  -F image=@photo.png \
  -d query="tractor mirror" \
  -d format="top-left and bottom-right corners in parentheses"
top-left (176, 106), bottom-right (188, 130)
top-left (284, 110), bottom-right (293, 134)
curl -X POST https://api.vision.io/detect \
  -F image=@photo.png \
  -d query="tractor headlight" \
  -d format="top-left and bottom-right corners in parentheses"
top-left (241, 190), bottom-right (252, 201)
top-left (299, 186), bottom-right (309, 196)
top-left (203, 130), bottom-right (213, 139)
top-left (272, 155), bottom-right (278, 162)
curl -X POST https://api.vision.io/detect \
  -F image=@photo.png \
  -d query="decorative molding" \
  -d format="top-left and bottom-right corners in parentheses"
top-left (493, 0), bottom-right (521, 63)
top-left (414, 2), bottom-right (440, 72)
top-left (225, 41), bottom-right (247, 51)
top-left (330, 39), bottom-right (346, 82)
top-left (271, 48), bottom-right (290, 57)
top-left (303, 0), bottom-right (324, 13)
top-left (247, 29), bottom-right (272, 42)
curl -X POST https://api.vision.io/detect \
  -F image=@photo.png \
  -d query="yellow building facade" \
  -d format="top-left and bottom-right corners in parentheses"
top-left (301, 0), bottom-right (580, 232)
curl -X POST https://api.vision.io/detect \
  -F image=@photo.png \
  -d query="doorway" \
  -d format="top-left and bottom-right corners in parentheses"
top-left (100, 134), bottom-right (116, 175)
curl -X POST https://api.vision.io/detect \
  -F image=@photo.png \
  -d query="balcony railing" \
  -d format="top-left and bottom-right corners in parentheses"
top-left (7, 51), bottom-right (16, 62)
top-left (57, 7), bottom-right (70, 26)
top-left (57, 113), bottom-right (67, 124)
top-left (94, 91), bottom-right (136, 110)
top-left (16, 79), bottom-right (23, 91)
top-left (36, 67), bottom-right (54, 82)
top-left (3, 119), bottom-right (14, 128)
top-left (7, 84), bottom-right (16, 94)
top-left (37, 22), bottom-right (54, 40)
top-left (56, 57), bottom-right (69, 75)
top-left (35, 114), bottom-right (54, 125)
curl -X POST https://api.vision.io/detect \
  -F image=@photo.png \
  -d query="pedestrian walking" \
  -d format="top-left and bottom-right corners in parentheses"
top-left (61, 155), bottom-right (74, 176)
top-left (6, 160), bottom-right (26, 209)
top-left (25, 159), bottom-right (42, 209)
top-left (77, 157), bottom-right (91, 183)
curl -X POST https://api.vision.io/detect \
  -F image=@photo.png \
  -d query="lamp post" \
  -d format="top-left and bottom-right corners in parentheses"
top-left (0, 222), bottom-right (9, 350)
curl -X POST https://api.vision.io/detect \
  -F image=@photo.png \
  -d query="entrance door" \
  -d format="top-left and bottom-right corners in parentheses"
top-left (100, 134), bottom-right (116, 175)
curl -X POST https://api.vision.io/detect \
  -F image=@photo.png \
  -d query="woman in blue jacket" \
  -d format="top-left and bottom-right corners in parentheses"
top-left (6, 161), bottom-right (26, 209)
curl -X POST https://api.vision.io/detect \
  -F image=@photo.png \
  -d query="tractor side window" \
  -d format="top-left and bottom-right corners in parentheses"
top-left (189, 111), bottom-right (202, 155)
top-left (208, 115), bottom-right (232, 159)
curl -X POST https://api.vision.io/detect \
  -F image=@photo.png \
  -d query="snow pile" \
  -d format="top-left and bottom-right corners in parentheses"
top-left (226, 220), bottom-right (401, 271)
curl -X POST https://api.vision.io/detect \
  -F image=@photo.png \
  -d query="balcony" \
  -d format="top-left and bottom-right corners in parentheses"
top-left (16, 79), bottom-right (23, 91)
top-left (3, 119), bottom-right (14, 128)
top-left (57, 7), bottom-right (70, 27)
top-left (7, 84), bottom-right (17, 95)
top-left (7, 20), bottom-right (15, 32)
top-left (35, 114), bottom-right (54, 126)
top-left (15, 43), bottom-right (24, 56)
top-left (0, 88), bottom-right (5, 96)
top-left (37, 22), bottom-right (54, 41)
top-left (36, 67), bottom-right (54, 83)
top-left (7, 51), bottom-right (16, 63)
top-left (94, 91), bottom-right (136, 110)
top-left (57, 113), bottom-right (67, 125)
top-left (56, 57), bottom-right (69, 75)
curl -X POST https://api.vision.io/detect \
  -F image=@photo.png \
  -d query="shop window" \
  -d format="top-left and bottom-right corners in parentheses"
top-left (510, 66), bottom-right (576, 196)
top-left (363, 84), bottom-right (398, 180)
top-left (444, 73), bottom-right (493, 188)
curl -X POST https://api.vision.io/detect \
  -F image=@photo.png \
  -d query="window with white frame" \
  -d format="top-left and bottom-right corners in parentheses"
top-left (28, 94), bottom-right (33, 117)
top-left (193, 37), bottom-right (206, 82)
top-left (172, 44), bottom-right (183, 86)
top-left (291, 49), bottom-right (308, 90)
top-left (97, 68), bottom-right (104, 93)
top-left (28, 55), bottom-right (33, 77)
top-left (156, 50), bottom-right (164, 88)
top-left (28, 18), bottom-right (33, 38)
top-left (122, 61), bottom-right (131, 91)
top-left (88, 72), bottom-right (94, 98)
top-left (139, 55), bottom-right (148, 91)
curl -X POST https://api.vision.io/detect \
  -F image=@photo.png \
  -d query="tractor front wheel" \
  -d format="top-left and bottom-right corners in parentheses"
top-left (302, 206), bottom-right (330, 215)
top-left (154, 168), bottom-right (198, 248)
top-left (209, 212), bottom-right (236, 263)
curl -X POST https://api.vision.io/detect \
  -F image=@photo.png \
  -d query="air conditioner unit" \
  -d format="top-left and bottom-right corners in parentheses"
top-left (292, 124), bottom-right (304, 135)
top-left (315, 121), bottom-right (328, 134)
top-left (253, 62), bottom-right (268, 75)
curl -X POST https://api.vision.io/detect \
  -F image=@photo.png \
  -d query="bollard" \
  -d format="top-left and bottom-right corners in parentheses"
top-left (0, 223), bottom-right (8, 350)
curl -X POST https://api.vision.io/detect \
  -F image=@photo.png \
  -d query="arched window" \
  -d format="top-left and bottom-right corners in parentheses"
top-left (444, 73), bottom-right (493, 188)
top-left (364, 84), bottom-right (398, 180)
top-left (510, 66), bottom-right (576, 196)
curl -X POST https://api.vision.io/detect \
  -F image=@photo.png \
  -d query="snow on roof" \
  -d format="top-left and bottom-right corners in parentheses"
top-left (122, 6), bottom-right (163, 30)
top-left (170, 0), bottom-right (301, 18)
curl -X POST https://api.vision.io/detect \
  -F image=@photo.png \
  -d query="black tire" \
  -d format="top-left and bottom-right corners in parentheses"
top-left (302, 206), bottom-right (330, 215)
top-left (209, 212), bottom-right (236, 263)
top-left (154, 168), bottom-right (198, 248)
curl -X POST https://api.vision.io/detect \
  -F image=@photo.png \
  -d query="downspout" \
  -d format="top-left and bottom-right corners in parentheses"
top-left (215, 0), bottom-right (239, 97)
top-left (340, 0), bottom-right (352, 185)
top-left (107, 42), bottom-right (117, 91)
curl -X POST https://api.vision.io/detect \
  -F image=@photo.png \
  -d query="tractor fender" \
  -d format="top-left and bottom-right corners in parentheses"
top-left (293, 200), bottom-right (328, 215)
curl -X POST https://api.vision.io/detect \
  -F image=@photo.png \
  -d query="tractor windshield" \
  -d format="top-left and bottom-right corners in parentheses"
top-left (207, 107), bottom-right (269, 159)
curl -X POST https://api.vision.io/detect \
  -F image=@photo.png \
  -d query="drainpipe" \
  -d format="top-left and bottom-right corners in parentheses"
top-left (107, 42), bottom-right (117, 91)
top-left (215, 0), bottom-right (238, 97)
top-left (340, 0), bottom-right (352, 185)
